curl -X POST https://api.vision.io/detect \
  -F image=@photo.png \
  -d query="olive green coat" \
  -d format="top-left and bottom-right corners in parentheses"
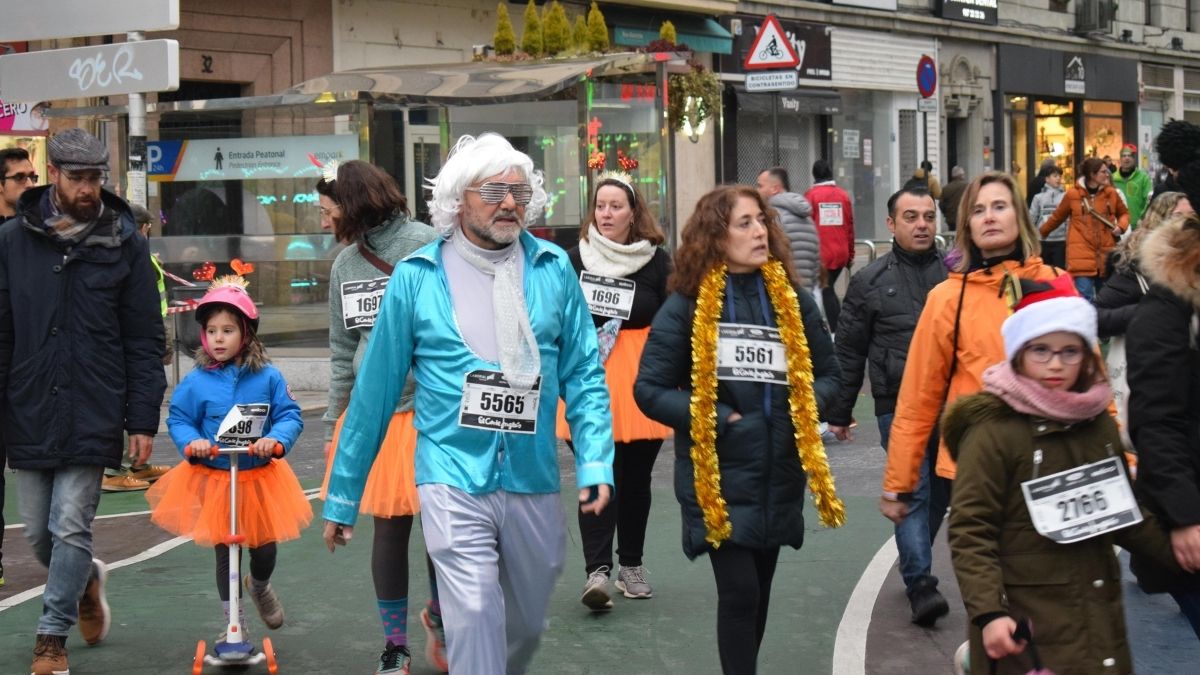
top-left (943, 393), bottom-right (1180, 675)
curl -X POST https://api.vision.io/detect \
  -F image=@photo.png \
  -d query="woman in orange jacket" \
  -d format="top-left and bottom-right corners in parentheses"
top-left (880, 172), bottom-right (1061, 523)
top-left (1038, 157), bottom-right (1129, 300)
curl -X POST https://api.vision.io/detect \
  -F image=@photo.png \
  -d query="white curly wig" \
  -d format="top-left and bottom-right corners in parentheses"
top-left (425, 133), bottom-right (548, 237)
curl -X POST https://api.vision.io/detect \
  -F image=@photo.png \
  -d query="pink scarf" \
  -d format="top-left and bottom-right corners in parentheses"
top-left (981, 361), bottom-right (1112, 424)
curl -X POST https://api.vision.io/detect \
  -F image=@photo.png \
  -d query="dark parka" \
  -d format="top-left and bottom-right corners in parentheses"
top-left (826, 244), bottom-right (946, 427)
top-left (1127, 215), bottom-right (1200, 593)
top-left (1093, 258), bottom-right (1147, 339)
top-left (944, 393), bottom-right (1179, 675)
top-left (0, 185), bottom-right (166, 470)
top-left (634, 272), bottom-right (840, 559)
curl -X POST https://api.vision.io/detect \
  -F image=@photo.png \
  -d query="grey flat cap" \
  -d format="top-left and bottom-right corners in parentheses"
top-left (48, 128), bottom-right (109, 172)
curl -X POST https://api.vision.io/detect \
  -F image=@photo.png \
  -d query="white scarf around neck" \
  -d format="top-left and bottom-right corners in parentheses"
top-left (450, 227), bottom-right (541, 394)
top-left (579, 225), bottom-right (655, 277)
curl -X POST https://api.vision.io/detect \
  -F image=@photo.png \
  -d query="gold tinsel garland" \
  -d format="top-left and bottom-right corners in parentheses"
top-left (688, 260), bottom-right (846, 548)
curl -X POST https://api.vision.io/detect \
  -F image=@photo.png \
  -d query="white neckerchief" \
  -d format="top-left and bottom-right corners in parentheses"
top-left (450, 227), bottom-right (541, 394)
top-left (578, 225), bottom-right (655, 277)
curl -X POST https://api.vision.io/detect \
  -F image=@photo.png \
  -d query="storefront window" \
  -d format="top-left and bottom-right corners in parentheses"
top-left (148, 104), bottom-right (362, 349)
top-left (1007, 95), bottom-right (1029, 111)
top-left (1035, 101), bottom-right (1075, 183)
top-left (832, 90), bottom-right (895, 241)
top-left (1082, 100), bottom-right (1123, 164)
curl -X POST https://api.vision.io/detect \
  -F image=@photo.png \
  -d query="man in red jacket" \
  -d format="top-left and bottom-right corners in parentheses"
top-left (804, 159), bottom-right (855, 331)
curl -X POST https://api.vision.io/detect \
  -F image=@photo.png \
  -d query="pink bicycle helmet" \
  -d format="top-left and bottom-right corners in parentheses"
top-left (195, 275), bottom-right (259, 332)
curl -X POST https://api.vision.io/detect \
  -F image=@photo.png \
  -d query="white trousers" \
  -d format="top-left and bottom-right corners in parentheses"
top-left (418, 484), bottom-right (566, 674)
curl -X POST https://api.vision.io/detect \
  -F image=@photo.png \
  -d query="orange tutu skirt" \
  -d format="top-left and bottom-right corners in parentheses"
top-left (557, 326), bottom-right (672, 443)
top-left (146, 459), bottom-right (313, 548)
top-left (319, 410), bottom-right (420, 518)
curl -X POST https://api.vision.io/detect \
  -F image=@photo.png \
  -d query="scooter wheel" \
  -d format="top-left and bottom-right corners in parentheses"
top-left (262, 636), bottom-right (278, 674)
top-left (192, 640), bottom-right (207, 675)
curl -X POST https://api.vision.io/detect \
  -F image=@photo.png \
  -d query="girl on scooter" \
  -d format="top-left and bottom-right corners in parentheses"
top-left (148, 275), bottom-right (310, 637)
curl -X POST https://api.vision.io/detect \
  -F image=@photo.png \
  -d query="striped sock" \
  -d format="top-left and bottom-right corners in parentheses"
top-left (379, 598), bottom-right (408, 647)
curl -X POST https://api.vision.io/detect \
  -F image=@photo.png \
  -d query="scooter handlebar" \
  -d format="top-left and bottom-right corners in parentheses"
top-left (185, 442), bottom-right (285, 459)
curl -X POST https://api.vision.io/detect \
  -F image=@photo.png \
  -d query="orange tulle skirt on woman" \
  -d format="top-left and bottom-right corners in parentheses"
top-left (319, 409), bottom-right (421, 518)
top-left (146, 459), bottom-right (313, 548)
top-left (557, 326), bottom-right (672, 443)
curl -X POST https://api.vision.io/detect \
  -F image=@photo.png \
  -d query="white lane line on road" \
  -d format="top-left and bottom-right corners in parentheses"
top-left (831, 535), bottom-right (898, 675)
top-left (0, 490), bottom-right (324, 612)
top-left (3, 489), bottom-right (322, 530)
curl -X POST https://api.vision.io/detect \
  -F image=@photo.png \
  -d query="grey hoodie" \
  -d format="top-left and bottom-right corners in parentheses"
top-left (769, 191), bottom-right (821, 287)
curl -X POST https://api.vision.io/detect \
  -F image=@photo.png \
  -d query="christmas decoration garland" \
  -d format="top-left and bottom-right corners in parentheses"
top-left (688, 260), bottom-right (846, 547)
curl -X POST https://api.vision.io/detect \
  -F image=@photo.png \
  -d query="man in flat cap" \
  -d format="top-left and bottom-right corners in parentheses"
top-left (0, 128), bottom-right (166, 675)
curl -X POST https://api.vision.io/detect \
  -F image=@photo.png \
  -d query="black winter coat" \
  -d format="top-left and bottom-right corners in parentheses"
top-left (826, 244), bottom-right (945, 426)
top-left (634, 272), bottom-right (840, 559)
top-left (1093, 263), bottom-right (1147, 339)
top-left (0, 186), bottom-right (166, 470)
top-left (1126, 215), bottom-right (1200, 592)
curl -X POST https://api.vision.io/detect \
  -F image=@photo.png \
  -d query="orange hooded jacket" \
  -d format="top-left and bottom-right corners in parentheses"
top-left (881, 256), bottom-right (1062, 497)
top-left (1038, 182), bottom-right (1128, 278)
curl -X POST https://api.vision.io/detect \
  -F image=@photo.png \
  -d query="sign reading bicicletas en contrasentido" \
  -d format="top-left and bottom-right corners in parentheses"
top-left (149, 135), bottom-right (359, 182)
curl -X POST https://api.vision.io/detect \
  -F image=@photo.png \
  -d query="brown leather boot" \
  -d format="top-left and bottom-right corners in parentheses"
top-left (31, 634), bottom-right (69, 675)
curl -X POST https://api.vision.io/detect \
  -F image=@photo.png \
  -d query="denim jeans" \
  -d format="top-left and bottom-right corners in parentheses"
top-left (1073, 275), bottom-right (1101, 302)
top-left (878, 414), bottom-right (951, 591)
top-left (18, 464), bottom-right (104, 636)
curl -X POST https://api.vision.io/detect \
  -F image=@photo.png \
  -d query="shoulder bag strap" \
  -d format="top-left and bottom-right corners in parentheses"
top-left (357, 241), bottom-right (394, 276)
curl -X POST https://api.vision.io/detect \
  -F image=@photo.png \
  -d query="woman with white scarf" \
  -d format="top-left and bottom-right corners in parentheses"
top-left (557, 172), bottom-right (673, 611)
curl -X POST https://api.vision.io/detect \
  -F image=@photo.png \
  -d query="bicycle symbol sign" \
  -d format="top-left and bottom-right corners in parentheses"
top-left (743, 15), bottom-right (800, 71)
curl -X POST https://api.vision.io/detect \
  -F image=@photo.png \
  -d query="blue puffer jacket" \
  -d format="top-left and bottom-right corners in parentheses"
top-left (167, 363), bottom-right (303, 470)
top-left (324, 231), bottom-right (615, 527)
top-left (0, 186), bottom-right (166, 470)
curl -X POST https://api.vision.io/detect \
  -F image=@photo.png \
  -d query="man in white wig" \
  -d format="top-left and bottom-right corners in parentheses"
top-left (322, 132), bottom-right (615, 672)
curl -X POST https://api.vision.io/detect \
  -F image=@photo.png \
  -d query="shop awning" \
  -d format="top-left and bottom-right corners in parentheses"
top-left (281, 52), bottom-right (664, 108)
top-left (609, 10), bottom-right (733, 55)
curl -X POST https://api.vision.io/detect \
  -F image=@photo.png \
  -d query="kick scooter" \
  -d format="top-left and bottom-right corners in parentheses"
top-left (189, 443), bottom-right (283, 675)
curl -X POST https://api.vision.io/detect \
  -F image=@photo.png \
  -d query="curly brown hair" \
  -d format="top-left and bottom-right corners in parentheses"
top-left (330, 160), bottom-right (409, 244)
top-left (668, 185), bottom-right (799, 296)
top-left (578, 178), bottom-right (665, 245)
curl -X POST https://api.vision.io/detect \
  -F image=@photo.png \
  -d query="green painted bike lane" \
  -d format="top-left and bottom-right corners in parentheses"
top-left (0, 486), bottom-right (892, 674)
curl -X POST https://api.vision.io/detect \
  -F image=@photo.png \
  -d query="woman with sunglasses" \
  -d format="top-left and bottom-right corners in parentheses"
top-left (316, 160), bottom-right (445, 674)
top-left (555, 172), bottom-right (673, 611)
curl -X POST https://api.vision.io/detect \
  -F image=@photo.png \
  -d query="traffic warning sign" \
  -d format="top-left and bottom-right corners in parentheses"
top-left (743, 15), bottom-right (800, 71)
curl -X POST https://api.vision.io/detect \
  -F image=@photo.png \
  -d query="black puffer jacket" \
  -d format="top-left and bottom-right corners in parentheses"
top-left (1127, 215), bottom-right (1200, 592)
top-left (1094, 261), bottom-right (1147, 339)
top-left (0, 185), bottom-right (166, 469)
top-left (634, 272), bottom-right (840, 559)
top-left (826, 244), bottom-right (945, 426)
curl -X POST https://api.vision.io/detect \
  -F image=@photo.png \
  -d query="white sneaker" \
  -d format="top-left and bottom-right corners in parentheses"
top-left (580, 566), bottom-right (613, 611)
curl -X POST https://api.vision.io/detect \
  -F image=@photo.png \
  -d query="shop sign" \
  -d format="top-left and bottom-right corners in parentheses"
top-left (148, 135), bottom-right (360, 183)
top-left (0, 40), bottom-right (179, 103)
top-left (1065, 55), bottom-right (1086, 95)
top-left (0, 99), bottom-right (49, 133)
top-left (746, 71), bottom-right (799, 92)
top-left (722, 15), bottom-right (831, 81)
top-left (939, 0), bottom-right (999, 26)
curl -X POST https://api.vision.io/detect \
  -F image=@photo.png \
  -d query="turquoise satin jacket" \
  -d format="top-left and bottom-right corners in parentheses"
top-left (323, 231), bottom-right (615, 526)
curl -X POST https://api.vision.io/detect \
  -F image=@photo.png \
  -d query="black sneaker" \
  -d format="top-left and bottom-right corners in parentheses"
top-left (376, 643), bottom-right (411, 675)
top-left (908, 575), bottom-right (950, 627)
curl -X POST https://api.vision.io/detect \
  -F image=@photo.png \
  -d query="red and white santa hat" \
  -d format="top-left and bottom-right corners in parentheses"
top-left (1001, 274), bottom-right (1098, 362)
